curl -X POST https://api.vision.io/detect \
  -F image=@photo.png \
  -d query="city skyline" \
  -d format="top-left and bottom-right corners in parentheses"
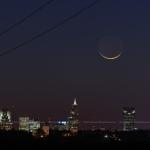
top-left (1, 99), bottom-right (150, 131)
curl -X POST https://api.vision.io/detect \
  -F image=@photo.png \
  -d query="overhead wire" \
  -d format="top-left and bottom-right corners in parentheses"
top-left (0, 0), bottom-right (101, 56)
top-left (0, 0), bottom-right (56, 37)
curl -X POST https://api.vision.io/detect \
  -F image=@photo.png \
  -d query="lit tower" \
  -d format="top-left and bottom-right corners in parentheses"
top-left (123, 107), bottom-right (135, 131)
top-left (0, 109), bottom-right (12, 130)
top-left (68, 98), bottom-right (79, 134)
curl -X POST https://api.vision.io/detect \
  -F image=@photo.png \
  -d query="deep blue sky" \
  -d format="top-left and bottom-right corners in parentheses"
top-left (0, 0), bottom-right (150, 124)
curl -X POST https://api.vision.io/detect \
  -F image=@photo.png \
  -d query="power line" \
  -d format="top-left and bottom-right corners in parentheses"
top-left (0, 0), bottom-right (56, 37)
top-left (0, 0), bottom-right (101, 57)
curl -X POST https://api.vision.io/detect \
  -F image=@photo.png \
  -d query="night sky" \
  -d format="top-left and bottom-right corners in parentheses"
top-left (0, 0), bottom-right (150, 123)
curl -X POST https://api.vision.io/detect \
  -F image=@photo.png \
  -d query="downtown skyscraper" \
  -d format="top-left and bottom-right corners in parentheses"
top-left (123, 107), bottom-right (135, 131)
top-left (68, 98), bottom-right (79, 134)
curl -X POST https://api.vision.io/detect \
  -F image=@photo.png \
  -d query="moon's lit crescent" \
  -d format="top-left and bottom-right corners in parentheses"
top-left (99, 51), bottom-right (122, 60)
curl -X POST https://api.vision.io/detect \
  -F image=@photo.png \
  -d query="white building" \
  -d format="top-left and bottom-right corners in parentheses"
top-left (19, 117), bottom-right (40, 133)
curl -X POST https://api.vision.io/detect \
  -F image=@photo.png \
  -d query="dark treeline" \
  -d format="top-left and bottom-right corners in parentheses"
top-left (0, 130), bottom-right (150, 148)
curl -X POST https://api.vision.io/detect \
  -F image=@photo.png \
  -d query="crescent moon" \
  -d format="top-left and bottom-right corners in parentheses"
top-left (99, 51), bottom-right (122, 60)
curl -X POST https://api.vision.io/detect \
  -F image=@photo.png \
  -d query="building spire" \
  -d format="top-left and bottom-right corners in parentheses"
top-left (73, 98), bottom-right (77, 106)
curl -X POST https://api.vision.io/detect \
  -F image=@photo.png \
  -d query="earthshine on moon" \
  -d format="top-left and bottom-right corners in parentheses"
top-left (98, 36), bottom-right (123, 62)
top-left (99, 51), bottom-right (122, 61)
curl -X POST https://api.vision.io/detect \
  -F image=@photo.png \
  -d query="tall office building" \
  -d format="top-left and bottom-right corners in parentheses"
top-left (123, 107), bottom-right (135, 131)
top-left (0, 109), bottom-right (12, 130)
top-left (68, 98), bottom-right (79, 134)
top-left (19, 117), bottom-right (30, 132)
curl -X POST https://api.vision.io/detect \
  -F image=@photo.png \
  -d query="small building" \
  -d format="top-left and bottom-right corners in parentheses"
top-left (19, 117), bottom-right (30, 132)
top-left (42, 125), bottom-right (49, 136)
top-left (29, 120), bottom-right (40, 133)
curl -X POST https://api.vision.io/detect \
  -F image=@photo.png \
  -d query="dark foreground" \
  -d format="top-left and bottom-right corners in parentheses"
top-left (0, 130), bottom-right (150, 149)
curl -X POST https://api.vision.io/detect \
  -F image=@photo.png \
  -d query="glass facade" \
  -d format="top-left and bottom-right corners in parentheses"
top-left (123, 107), bottom-right (135, 131)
